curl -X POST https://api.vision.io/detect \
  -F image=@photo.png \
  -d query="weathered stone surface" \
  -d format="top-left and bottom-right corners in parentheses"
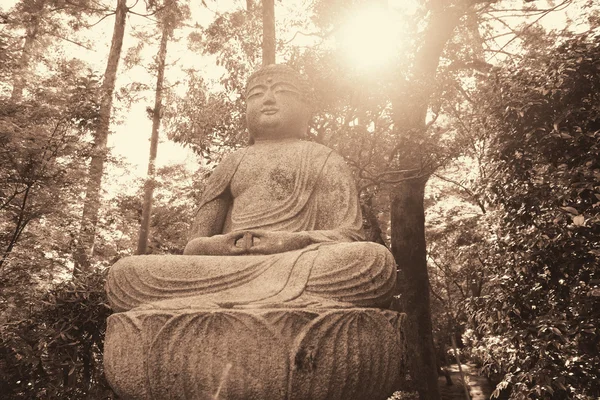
top-left (107, 241), bottom-right (396, 312)
top-left (105, 65), bottom-right (397, 312)
top-left (104, 308), bottom-right (406, 400)
top-left (104, 65), bottom-right (407, 400)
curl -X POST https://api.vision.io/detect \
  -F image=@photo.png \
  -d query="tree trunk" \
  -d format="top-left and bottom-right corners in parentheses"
top-left (262, 0), bottom-right (275, 65)
top-left (11, 2), bottom-right (43, 102)
top-left (362, 194), bottom-right (386, 245)
top-left (390, 3), bottom-right (469, 399)
top-left (391, 177), bottom-right (440, 399)
top-left (136, 22), bottom-right (170, 255)
top-left (0, 185), bottom-right (32, 270)
top-left (73, 0), bottom-right (127, 274)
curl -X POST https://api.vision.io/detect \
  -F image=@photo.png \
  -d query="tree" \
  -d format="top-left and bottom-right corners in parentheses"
top-left (136, 0), bottom-right (189, 255)
top-left (3, 0), bottom-right (102, 101)
top-left (464, 31), bottom-right (600, 399)
top-left (8, 0), bottom-right (44, 101)
top-left (127, 164), bottom-right (205, 256)
top-left (387, 2), bottom-right (496, 397)
top-left (165, 7), bottom-right (262, 157)
top-left (0, 59), bottom-right (112, 398)
top-left (262, 0), bottom-right (275, 65)
top-left (0, 63), bottom-right (100, 290)
top-left (74, 0), bottom-right (128, 274)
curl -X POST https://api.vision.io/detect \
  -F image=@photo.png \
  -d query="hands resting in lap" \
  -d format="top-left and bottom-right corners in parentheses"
top-left (183, 230), bottom-right (313, 256)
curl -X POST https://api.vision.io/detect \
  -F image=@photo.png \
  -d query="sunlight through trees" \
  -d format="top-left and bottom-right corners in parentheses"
top-left (0, 0), bottom-right (598, 398)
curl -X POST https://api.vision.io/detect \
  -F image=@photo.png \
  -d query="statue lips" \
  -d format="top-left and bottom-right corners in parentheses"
top-left (261, 107), bottom-right (279, 115)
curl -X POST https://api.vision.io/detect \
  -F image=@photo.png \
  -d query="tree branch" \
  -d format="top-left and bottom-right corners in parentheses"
top-left (283, 29), bottom-right (332, 45)
top-left (86, 11), bottom-right (116, 28)
top-left (433, 172), bottom-right (486, 214)
top-left (45, 31), bottom-right (94, 50)
top-left (491, 0), bottom-right (573, 56)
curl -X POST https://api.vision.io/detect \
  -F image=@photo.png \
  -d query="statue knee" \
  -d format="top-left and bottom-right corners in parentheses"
top-left (313, 241), bottom-right (395, 273)
top-left (334, 241), bottom-right (393, 265)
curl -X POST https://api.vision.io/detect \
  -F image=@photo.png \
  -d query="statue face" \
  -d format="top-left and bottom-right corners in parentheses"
top-left (246, 72), bottom-right (310, 141)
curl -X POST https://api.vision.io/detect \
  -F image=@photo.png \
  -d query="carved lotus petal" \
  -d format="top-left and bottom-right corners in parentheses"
top-left (147, 311), bottom-right (287, 400)
top-left (289, 310), bottom-right (402, 400)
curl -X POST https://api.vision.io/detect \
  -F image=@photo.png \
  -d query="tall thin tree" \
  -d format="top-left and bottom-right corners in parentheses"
top-left (262, 0), bottom-right (275, 65)
top-left (9, 0), bottom-right (47, 101)
top-left (10, 8), bottom-right (41, 101)
top-left (136, 11), bottom-right (173, 255)
top-left (74, 0), bottom-right (128, 274)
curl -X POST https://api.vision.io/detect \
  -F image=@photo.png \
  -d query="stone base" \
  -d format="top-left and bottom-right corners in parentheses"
top-left (104, 308), bottom-right (406, 400)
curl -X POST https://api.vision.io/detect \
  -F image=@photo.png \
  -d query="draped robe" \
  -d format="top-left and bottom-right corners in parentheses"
top-left (106, 140), bottom-right (396, 312)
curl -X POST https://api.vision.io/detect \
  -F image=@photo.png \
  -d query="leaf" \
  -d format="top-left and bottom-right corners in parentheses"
top-left (561, 206), bottom-right (578, 215)
top-left (551, 327), bottom-right (562, 337)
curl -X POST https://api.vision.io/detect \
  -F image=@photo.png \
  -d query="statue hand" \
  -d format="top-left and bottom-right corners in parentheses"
top-left (245, 230), bottom-right (312, 255)
top-left (183, 232), bottom-right (248, 255)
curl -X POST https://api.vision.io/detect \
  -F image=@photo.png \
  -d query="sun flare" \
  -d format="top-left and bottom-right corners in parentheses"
top-left (337, 5), bottom-right (404, 70)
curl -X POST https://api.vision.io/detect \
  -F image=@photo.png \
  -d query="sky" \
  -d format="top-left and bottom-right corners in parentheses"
top-left (102, 0), bottom-right (419, 186)
top-left (1, 0), bottom-right (590, 196)
top-left (66, 0), bottom-right (416, 193)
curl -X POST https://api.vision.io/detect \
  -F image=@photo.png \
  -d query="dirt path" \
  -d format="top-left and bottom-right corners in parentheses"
top-left (438, 364), bottom-right (496, 400)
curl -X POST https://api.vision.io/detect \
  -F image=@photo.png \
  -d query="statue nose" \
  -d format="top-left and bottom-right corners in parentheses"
top-left (263, 89), bottom-right (276, 104)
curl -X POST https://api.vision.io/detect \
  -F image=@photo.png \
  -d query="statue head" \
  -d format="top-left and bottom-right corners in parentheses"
top-left (245, 64), bottom-right (312, 142)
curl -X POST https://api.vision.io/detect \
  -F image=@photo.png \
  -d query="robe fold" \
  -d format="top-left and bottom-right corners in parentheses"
top-left (106, 141), bottom-right (396, 312)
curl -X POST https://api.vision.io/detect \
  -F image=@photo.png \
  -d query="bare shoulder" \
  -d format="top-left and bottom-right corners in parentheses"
top-left (215, 147), bottom-right (248, 170)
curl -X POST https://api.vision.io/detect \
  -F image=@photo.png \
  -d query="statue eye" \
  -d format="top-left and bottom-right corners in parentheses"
top-left (247, 91), bottom-right (263, 99)
top-left (247, 87), bottom-right (265, 99)
top-left (273, 83), bottom-right (300, 95)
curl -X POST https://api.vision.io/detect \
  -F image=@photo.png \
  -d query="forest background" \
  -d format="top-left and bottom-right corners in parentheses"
top-left (0, 0), bottom-right (599, 399)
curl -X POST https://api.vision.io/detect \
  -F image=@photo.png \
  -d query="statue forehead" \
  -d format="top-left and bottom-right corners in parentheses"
top-left (246, 73), bottom-right (303, 92)
top-left (245, 64), bottom-right (310, 95)
top-left (247, 73), bottom-right (299, 87)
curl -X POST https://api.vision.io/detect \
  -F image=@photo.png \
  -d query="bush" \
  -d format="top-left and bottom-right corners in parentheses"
top-left (464, 32), bottom-right (600, 399)
top-left (0, 269), bottom-right (115, 399)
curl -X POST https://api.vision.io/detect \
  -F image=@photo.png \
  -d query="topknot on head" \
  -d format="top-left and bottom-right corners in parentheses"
top-left (245, 64), bottom-right (314, 105)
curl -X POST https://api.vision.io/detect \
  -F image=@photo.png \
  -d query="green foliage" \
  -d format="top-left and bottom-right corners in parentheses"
top-left (165, 7), bottom-right (262, 160)
top-left (0, 65), bottom-right (100, 289)
top-left (464, 32), bottom-right (600, 399)
top-left (388, 391), bottom-right (420, 400)
top-left (102, 163), bottom-right (205, 258)
top-left (0, 51), bottom-right (112, 398)
top-left (0, 270), bottom-right (114, 399)
top-left (165, 70), bottom-right (248, 161)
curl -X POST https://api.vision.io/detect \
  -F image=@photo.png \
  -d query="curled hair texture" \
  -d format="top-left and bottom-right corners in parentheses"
top-left (246, 64), bottom-right (314, 106)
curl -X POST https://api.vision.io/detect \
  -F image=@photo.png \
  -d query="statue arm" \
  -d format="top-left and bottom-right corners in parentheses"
top-left (305, 151), bottom-right (365, 243)
top-left (183, 150), bottom-right (250, 256)
top-left (188, 194), bottom-right (230, 238)
top-left (184, 194), bottom-right (244, 255)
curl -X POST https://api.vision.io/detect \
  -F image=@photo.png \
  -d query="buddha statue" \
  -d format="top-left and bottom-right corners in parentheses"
top-left (106, 64), bottom-right (396, 312)
top-left (104, 65), bottom-right (405, 400)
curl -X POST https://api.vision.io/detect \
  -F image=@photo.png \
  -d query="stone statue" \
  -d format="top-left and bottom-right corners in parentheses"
top-left (104, 65), bottom-right (406, 400)
top-left (106, 64), bottom-right (396, 311)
